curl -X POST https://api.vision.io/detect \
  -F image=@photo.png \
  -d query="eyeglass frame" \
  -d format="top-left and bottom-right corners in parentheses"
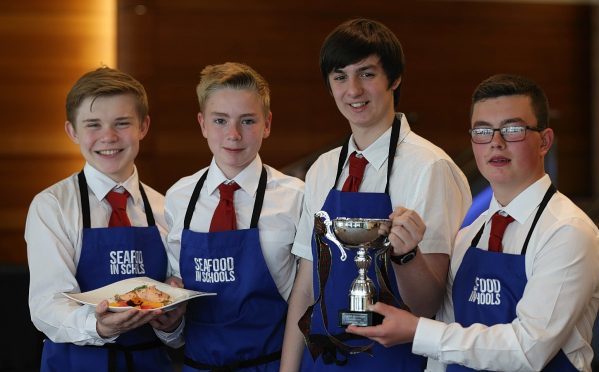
top-left (469, 125), bottom-right (544, 144)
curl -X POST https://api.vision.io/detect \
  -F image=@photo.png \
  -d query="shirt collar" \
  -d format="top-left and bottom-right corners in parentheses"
top-left (346, 113), bottom-right (411, 171)
top-left (486, 174), bottom-right (552, 225)
top-left (205, 155), bottom-right (263, 197)
top-left (83, 163), bottom-right (141, 204)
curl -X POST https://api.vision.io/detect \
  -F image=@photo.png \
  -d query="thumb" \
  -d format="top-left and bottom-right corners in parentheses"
top-left (368, 302), bottom-right (394, 316)
top-left (96, 300), bottom-right (109, 315)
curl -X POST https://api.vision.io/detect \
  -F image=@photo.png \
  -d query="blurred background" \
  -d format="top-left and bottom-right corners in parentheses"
top-left (1, 0), bottom-right (598, 370)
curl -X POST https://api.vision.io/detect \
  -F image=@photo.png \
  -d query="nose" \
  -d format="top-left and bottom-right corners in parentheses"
top-left (100, 127), bottom-right (118, 142)
top-left (347, 76), bottom-right (363, 97)
top-left (490, 129), bottom-right (506, 148)
top-left (226, 123), bottom-right (242, 140)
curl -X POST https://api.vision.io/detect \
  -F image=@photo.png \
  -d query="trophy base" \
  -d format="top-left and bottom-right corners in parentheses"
top-left (338, 309), bottom-right (383, 327)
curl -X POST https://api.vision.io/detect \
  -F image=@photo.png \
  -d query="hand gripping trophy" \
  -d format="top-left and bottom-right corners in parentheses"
top-left (315, 210), bottom-right (395, 327)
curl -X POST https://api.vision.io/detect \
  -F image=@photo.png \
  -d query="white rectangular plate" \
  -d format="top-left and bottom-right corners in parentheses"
top-left (62, 276), bottom-right (215, 312)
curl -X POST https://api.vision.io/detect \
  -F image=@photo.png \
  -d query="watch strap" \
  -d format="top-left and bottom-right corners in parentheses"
top-left (390, 246), bottom-right (418, 265)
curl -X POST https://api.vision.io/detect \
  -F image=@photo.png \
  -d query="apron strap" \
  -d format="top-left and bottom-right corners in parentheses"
top-left (332, 115), bottom-right (401, 194)
top-left (249, 167), bottom-right (267, 229)
top-left (82, 339), bottom-right (163, 372)
top-left (299, 217), bottom-right (374, 360)
top-left (183, 349), bottom-right (281, 371)
top-left (521, 184), bottom-right (556, 255)
top-left (385, 114), bottom-right (401, 194)
top-left (470, 184), bottom-right (557, 255)
top-left (78, 171), bottom-right (91, 229)
top-left (184, 170), bottom-right (208, 230)
top-left (183, 166), bottom-right (267, 230)
top-left (138, 183), bottom-right (156, 226)
top-left (78, 170), bottom-right (155, 228)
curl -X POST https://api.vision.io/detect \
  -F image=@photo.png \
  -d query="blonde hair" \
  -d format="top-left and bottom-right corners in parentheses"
top-left (196, 62), bottom-right (270, 116)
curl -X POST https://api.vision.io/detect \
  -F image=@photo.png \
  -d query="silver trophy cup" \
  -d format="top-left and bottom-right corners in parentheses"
top-left (315, 211), bottom-right (391, 327)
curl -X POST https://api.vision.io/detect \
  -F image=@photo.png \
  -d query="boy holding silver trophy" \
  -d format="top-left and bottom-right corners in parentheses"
top-left (281, 18), bottom-right (472, 371)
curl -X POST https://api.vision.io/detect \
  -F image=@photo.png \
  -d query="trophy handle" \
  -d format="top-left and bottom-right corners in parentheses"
top-left (314, 211), bottom-right (347, 261)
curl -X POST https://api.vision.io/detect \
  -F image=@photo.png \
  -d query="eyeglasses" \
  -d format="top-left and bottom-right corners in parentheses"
top-left (469, 125), bottom-right (544, 144)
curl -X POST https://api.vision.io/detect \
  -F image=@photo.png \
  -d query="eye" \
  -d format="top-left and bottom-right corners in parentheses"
top-left (213, 118), bottom-right (226, 125)
top-left (241, 118), bottom-right (256, 125)
top-left (472, 128), bottom-right (493, 136)
top-left (115, 121), bottom-right (130, 128)
top-left (331, 73), bottom-right (346, 82)
top-left (359, 71), bottom-right (375, 78)
top-left (501, 126), bottom-right (526, 134)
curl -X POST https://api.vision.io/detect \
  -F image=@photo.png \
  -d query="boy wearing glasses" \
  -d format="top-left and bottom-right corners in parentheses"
top-left (348, 74), bottom-right (599, 371)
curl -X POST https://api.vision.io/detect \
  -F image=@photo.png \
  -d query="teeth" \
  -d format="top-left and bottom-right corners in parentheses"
top-left (97, 149), bottom-right (120, 155)
top-left (350, 102), bottom-right (366, 108)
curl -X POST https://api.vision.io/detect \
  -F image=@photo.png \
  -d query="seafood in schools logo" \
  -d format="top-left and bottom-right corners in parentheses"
top-left (469, 277), bottom-right (502, 305)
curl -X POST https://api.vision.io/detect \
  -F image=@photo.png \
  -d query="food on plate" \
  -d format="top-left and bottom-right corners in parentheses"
top-left (108, 284), bottom-right (172, 309)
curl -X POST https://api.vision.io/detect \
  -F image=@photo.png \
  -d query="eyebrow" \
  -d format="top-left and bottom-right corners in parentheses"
top-left (210, 112), bottom-right (257, 118)
top-left (332, 64), bottom-right (377, 74)
top-left (472, 117), bottom-right (527, 127)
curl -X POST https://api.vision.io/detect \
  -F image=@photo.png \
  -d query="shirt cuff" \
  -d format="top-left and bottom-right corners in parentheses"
top-left (83, 308), bottom-right (117, 346)
top-left (154, 317), bottom-right (185, 348)
top-left (413, 317), bottom-right (445, 359)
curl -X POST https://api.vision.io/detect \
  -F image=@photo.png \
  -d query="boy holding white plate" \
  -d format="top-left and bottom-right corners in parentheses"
top-left (25, 67), bottom-right (184, 371)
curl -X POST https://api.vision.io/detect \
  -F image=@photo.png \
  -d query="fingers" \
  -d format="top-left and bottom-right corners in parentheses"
top-left (150, 304), bottom-right (185, 332)
top-left (166, 276), bottom-right (184, 288)
top-left (96, 306), bottom-right (161, 338)
top-left (388, 207), bottom-right (425, 254)
top-left (345, 303), bottom-right (417, 348)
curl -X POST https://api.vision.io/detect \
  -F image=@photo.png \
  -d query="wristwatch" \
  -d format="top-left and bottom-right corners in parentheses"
top-left (390, 246), bottom-right (418, 265)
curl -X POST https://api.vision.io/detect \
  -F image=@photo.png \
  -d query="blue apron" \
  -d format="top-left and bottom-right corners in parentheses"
top-left (449, 184), bottom-right (576, 371)
top-left (180, 167), bottom-right (287, 371)
top-left (41, 171), bottom-right (170, 372)
top-left (300, 116), bottom-right (426, 371)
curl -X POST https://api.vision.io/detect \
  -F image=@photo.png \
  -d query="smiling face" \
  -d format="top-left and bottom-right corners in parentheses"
top-left (471, 95), bottom-right (553, 205)
top-left (198, 88), bottom-right (271, 179)
top-left (65, 94), bottom-right (149, 182)
top-left (328, 55), bottom-right (400, 146)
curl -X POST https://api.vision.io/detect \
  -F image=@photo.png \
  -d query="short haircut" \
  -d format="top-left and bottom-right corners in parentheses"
top-left (472, 74), bottom-right (549, 129)
top-left (196, 62), bottom-right (270, 116)
top-left (66, 66), bottom-right (148, 125)
top-left (319, 18), bottom-right (405, 107)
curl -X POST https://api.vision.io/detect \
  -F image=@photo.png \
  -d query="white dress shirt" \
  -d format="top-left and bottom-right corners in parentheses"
top-left (164, 155), bottom-right (304, 301)
top-left (415, 175), bottom-right (599, 372)
top-left (291, 114), bottom-right (472, 259)
top-left (26, 163), bottom-right (168, 345)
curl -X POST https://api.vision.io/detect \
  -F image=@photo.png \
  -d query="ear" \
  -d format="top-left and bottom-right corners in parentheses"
top-left (263, 111), bottom-right (272, 139)
top-left (539, 128), bottom-right (554, 155)
top-left (64, 121), bottom-right (80, 144)
top-left (139, 115), bottom-right (150, 140)
top-left (198, 112), bottom-right (208, 139)
top-left (390, 75), bottom-right (402, 91)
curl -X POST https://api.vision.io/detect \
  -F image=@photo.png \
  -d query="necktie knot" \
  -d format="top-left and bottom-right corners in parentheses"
top-left (106, 190), bottom-right (131, 227)
top-left (342, 152), bottom-right (369, 192)
top-left (218, 182), bottom-right (240, 202)
top-left (210, 182), bottom-right (240, 232)
top-left (488, 212), bottom-right (515, 252)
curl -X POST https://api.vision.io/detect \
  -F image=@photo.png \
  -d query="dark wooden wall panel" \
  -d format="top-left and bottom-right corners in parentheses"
top-left (0, 1), bottom-right (112, 264)
top-left (0, 1), bottom-right (592, 265)
top-left (118, 0), bottom-right (591, 199)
